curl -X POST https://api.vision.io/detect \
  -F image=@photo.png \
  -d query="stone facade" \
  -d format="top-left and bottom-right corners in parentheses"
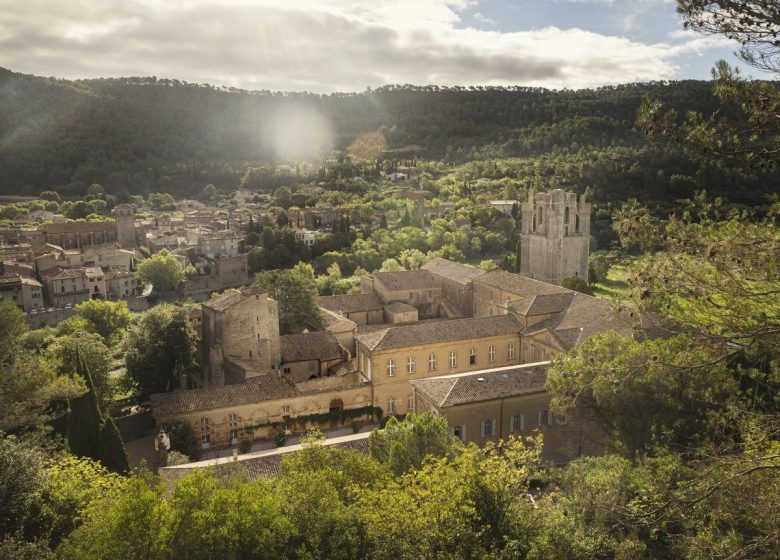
top-left (201, 287), bottom-right (281, 387)
top-left (413, 363), bottom-right (605, 463)
top-left (519, 189), bottom-right (591, 285)
top-left (0, 274), bottom-right (44, 312)
top-left (114, 204), bottom-right (138, 249)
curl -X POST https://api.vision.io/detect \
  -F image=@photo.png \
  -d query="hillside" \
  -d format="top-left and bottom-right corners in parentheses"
top-left (1, 67), bottom-right (778, 204)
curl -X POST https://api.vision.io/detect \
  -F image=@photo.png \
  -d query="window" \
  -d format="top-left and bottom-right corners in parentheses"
top-left (510, 415), bottom-right (525, 433)
top-left (449, 351), bottom-right (457, 368)
top-left (201, 434), bottom-right (210, 447)
top-left (469, 348), bottom-right (477, 365)
top-left (538, 410), bottom-right (553, 427)
top-left (282, 405), bottom-right (290, 415)
top-left (248, 350), bottom-right (253, 358)
top-left (229, 413), bottom-right (238, 427)
top-left (407, 356), bottom-right (415, 374)
top-left (387, 398), bottom-right (396, 414)
top-left (428, 352), bottom-right (436, 371)
top-left (229, 429), bottom-right (239, 442)
top-left (283, 367), bottom-right (291, 374)
top-left (408, 291), bottom-right (413, 301)
top-left (480, 419), bottom-right (496, 438)
top-left (452, 425), bottom-right (466, 441)
top-left (488, 345), bottom-right (495, 363)
top-left (407, 394), bottom-right (415, 412)
top-left (200, 418), bottom-right (210, 432)
top-left (387, 358), bottom-right (395, 377)
top-left (507, 343), bottom-right (515, 360)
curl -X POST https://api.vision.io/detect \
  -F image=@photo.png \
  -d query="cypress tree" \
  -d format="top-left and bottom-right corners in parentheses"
top-left (66, 349), bottom-right (102, 459)
top-left (515, 237), bottom-right (522, 273)
top-left (97, 416), bottom-right (130, 474)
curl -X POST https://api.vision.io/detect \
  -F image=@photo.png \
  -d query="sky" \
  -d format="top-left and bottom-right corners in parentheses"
top-left (0, 0), bottom-right (770, 93)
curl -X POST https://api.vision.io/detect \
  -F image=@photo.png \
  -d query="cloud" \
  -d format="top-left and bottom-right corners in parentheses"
top-left (473, 12), bottom-right (497, 25)
top-left (0, 0), bottom-right (735, 92)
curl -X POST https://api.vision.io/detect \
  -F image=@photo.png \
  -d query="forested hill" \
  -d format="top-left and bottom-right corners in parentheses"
top-left (1, 66), bottom-right (776, 203)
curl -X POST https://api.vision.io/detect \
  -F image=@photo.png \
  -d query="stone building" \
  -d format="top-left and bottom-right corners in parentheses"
top-left (355, 315), bottom-right (523, 417)
top-left (361, 270), bottom-right (442, 319)
top-left (41, 266), bottom-right (105, 306)
top-left (201, 287), bottom-right (281, 387)
top-left (0, 274), bottom-right (44, 312)
top-left (114, 204), bottom-right (138, 249)
top-left (318, 293), bottom-right (385, 326)
top-left (151, 371), bottom-right (371, 450)
top-left (518, 189), bottom-right (591, 285)
top-left (280, 332), bottom-right (345, 382)
top-left (422, 257), bottom-right (484, 318)
top-left (412, 362), bottom-right (604, 463)
top-left (39, 222), bottom-right (118, 250)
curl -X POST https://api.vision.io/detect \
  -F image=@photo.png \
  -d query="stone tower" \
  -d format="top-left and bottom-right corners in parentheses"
top-left (518, 188), bottom-right (591, 285)
top-left (114, 204), bottom-right (137, 249)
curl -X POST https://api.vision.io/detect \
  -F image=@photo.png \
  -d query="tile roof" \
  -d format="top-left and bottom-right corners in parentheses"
top-left (522, 293), bottom-right (634, 351)
top-left (510, 292), bottom-right (575, 316)
top-left (421, 257), bottom-right (485, 285)
top-left (41, 267), bottom-right (87, 280)
top-left (355, 315), bottom-right (522, 352)
top-left (151, 373), bottom-right (299, 417)
top-left (159, 432), bottom-right (372, 481)
top-left (203, 286), bottom-right (266, 312)
top-left (384, 301), bottom-right (417, 313)
top-left (411, 362), bottom-right (550, 408)
top-left (281, 332), bottom-right (342, 363)
top-left (372, 270), bottom-right (439, 292)
top-left (318, 292), bottom-right (384, 314)
top-left (318, 307), bottom-right (356, 329)
top-left (476, 270), bottom-right (570, 299)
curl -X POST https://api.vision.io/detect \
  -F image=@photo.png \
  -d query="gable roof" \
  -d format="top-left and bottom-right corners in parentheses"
top-left (280, 332), bottom-right (341, 363)
top-left (411, 362), bottom-right (550, 408)
top-left (372, 269), bottom-right (439, 292)
top-left (421, 257), bottom-right (485, 285)
top-left (475, 270), bottom-right (570, 299)
top-left (318, 292), bottom-right (384, 314)
top-left (151, 373), bottom-right (299, 417)
top-left (522, 293), bottom-right (634, 351)
top-left (355, 315), bottom-right (521, 352)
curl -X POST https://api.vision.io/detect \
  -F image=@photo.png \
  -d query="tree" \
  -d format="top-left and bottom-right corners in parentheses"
top-left (256, 266), bottom-right (322, 333)
top-left (135, 249), bottom-right (184, 293)
top-left (560, 276), bottom-right (594, 295)
top-left (66, 201), bottom-right (93, 220)
top-left (546, 332), bottom-right (738, 456)
top-left (47, 332), bottom-right (113, 411)
top-left (161, 420), bottom-right (200, 461)
top-left (97, 417), bottom-right (129, 474)
top-left (67, 351), bottom-right (103, 459)
top-left (124, 305), bottom-right (199, 395)
top-left (588, 254), bottom-right (610, 284)
top-left (0, 436), bottom-right (48, 541)
top-left (39, 190), bottom-right (61, 204)
top-left (0, 300), bottom-right (26, 365)
top-left (201, 184), bottom-right (217, 202)
top-left (638, 2), bottom-right (780, 168)
top-left (368, 412), bottom-right (462, 475)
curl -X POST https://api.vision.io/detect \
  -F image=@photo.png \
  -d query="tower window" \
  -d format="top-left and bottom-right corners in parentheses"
top-left (575, 214), bottom-right (580, 233)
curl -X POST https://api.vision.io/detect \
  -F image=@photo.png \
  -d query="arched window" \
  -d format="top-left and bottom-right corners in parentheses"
top-left (564, 207), bottom-right (570, 224)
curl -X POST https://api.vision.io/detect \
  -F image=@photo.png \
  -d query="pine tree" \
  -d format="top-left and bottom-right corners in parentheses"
top-left (97, 416), bottom-right (130, 474)
top-left (66, 349), bottom-right (103, 459)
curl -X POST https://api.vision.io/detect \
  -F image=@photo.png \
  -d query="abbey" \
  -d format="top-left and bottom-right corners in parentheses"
top-left (518, 188), bottom-right (591, 285)
top-left (152, 249), bottom-right (631, 463)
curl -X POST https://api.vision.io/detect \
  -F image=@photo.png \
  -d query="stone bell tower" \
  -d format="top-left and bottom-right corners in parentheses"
top-left (518, 188), bottom-right (590, 285)
top-left (114, 204), bottom-right (137, 249)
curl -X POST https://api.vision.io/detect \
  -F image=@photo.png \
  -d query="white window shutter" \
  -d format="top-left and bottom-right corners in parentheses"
top-left (491, 419), bottom-right (496, 436)
top-left (462, 425), bottom-right (467, 441)
top-left (509, 416), bottom-right (516, 433)
top-left (520, 414), bottom-right (525, 431)
top-left (548, 411), bottom-right (554, 426)
top-left (537, 411), bottom-right (543, 427)
top-left (480, 421), bottom-right (485, 438)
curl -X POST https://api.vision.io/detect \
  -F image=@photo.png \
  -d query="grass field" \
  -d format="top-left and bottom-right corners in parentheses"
top-left (592, 261), bottom-right (632, 302)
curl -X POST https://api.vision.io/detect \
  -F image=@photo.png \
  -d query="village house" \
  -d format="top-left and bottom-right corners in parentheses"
top-left (41, 266), bottom-right (106, 306)
top-left (0, 274), bottom-right (44, 312)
